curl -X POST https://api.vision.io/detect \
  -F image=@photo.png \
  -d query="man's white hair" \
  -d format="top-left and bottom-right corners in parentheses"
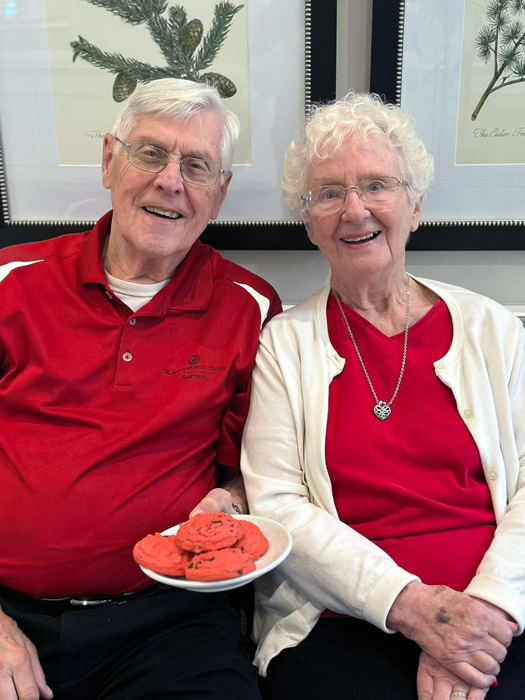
top-left (111, 78), bottom-right (240, 171)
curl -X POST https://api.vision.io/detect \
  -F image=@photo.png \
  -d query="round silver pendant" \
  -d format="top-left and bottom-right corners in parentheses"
top-left (373, 401), bottom-right (391, 421)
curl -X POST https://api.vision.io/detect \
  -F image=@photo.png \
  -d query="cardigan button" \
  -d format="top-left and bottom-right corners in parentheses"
top-left (129, 318), bottom-right (137, 326)
top-left (122, 352), bottom-right (133, 362)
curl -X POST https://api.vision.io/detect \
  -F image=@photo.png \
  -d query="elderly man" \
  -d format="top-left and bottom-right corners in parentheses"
top-left (0, 79), bottom-right (280, 700)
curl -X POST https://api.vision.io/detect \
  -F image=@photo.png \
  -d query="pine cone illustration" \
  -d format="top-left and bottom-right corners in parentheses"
top-left (70, 2), bottom-right (245, 103)
top-left (182, 19), bottom-right (204, 55)
top-left (112, 72), bottom-right (137, 102)
top-left (200, 72), bottom-right (237, 98)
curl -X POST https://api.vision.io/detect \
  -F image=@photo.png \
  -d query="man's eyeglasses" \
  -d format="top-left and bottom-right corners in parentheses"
top-left (302, 177), bottom-right (408, 215)
top-left (113, 136), bottom-right (224, 187)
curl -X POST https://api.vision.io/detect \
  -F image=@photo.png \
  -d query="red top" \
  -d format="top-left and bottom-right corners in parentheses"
top-left (0, 212), bottom-right (281, 597)
top-left (325, 294), bottom-right (495, 597)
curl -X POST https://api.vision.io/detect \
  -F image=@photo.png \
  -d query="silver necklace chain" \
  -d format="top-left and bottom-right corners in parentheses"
top-left (332, 275), bottom-right (411, 421)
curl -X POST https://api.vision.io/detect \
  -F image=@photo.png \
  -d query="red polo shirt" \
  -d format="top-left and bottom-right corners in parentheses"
top-left (0, 212), bottom-right (281, 597)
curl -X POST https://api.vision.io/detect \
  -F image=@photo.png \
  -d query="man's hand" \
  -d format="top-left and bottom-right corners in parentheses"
top-left (189, 466), bottom-right (247, 517)
top-left (417, 651), bottom-right (490, 700)
top-left (189, 487), bottom-right (234, 517)
top-left (386, 582), bottom-right (517, 688)
top-left (0, 606), bottom-right (53, 700)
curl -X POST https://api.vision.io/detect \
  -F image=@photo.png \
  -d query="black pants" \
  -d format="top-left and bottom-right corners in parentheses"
top-left (260, 617), bottom-right (525, 700)
top-left (0, 584), bottom-right (261, 700)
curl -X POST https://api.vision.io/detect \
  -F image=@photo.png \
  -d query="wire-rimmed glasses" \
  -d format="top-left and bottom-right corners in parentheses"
top-left (302, 177), bottom-right (408, 215)
top-left (113, 136), bottom-right (224, 187)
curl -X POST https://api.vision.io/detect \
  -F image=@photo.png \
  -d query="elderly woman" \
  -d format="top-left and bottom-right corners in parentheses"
top-left (241, 93), bottom-right (525, 700)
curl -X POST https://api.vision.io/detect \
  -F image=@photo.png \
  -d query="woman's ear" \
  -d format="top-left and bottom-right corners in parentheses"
top-left (304, 220), bottom-right (318, 246)
top-left (410, 197), bottom-right (423, 232)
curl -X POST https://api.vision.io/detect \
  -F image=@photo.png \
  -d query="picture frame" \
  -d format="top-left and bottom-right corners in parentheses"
top-left (0, 0), bottom-right (336, 250)
top-left (371, 0), bottom-right (525, 251)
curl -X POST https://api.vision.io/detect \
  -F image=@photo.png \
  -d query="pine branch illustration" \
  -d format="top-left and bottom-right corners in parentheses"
top-left (78, 0), bottom-right (168, 25)
top-left (71, 1), bottom-right (245, 101)
top-left (193, 2), bottom-right (244, 72)
top-left (472, 0), bottom-right (525, 119)
top-left (168, 5), bottom-right (187, 35)
top-left (145, 12), bottom-right (194, 75)
top-left (71, 36), bottom-right (178, 81)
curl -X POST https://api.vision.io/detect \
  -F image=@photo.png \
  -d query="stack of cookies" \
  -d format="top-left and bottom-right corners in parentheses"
top-left (133, 512), bottom-right (269, 582)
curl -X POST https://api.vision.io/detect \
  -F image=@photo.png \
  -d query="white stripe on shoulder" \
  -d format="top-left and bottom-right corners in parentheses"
top-left (0, 259), bottom-right (44, 284)
top-left (233, 282), bottom-right (271, 329)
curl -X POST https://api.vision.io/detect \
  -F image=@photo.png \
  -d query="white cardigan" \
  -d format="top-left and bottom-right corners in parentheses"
top-left (241, 276), bottom-right (525, 675)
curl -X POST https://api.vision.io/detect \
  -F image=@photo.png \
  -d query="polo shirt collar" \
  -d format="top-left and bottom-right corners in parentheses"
top-left (77, 211), bottom-right (214, 315)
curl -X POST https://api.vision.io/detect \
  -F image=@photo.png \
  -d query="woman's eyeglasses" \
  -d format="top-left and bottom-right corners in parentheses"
top-left (302, 177), bottom-right (408, 215)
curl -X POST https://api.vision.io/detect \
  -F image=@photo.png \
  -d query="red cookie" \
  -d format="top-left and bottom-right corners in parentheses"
top-left (176, 512), bottom-right (241, 554)
top-left (133, 533), bottom-right (193, 577)
top-left (235, 520), bottom-right (269, 561)
top-left (185, 547), bottom-right (256, 581)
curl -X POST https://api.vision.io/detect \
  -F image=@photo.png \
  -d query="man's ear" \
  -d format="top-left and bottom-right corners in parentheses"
top-left (210, 172), bottom-right (233, 221)
top-left (210, 171), bottom-right (233, 220)
top-left (101, 134), bottom-right (116, 191)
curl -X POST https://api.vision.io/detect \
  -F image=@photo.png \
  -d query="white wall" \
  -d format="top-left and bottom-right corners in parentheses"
top-left (225, 0), bottom-right (525, 310)
top-left (222, 249), bottom-right (525, 311)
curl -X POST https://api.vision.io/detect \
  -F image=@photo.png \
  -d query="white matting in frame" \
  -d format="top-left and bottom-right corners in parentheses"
top-left (0, 0), bottom-right (305, 224)
top-left (400, 0), bottom-right (525, 223)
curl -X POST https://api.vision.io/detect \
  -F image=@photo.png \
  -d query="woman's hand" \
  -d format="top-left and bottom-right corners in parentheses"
top-left (417, 651), bottom-right (491, 700)
top-left (0, 606), bottom-right (53, 700)
top-left (471, 597), bottom-right (516, 623)
top-left (387, 582), bottom-right (517, 688)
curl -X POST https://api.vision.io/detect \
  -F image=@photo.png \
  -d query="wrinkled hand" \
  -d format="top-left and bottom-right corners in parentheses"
top-left (417, 651), bottom-right (490, 700)
top-left (472, 597), bottom-right (516, 624)
top-left (387, 583), bottom-right (517, 688)
top-left (189, 488), bottom-right (234, 517)
top-left (0, 606), bottom-right (53, 700)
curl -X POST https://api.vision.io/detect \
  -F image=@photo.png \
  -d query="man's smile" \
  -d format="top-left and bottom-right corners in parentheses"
top-left (143, 206), bottom-right (183, 220)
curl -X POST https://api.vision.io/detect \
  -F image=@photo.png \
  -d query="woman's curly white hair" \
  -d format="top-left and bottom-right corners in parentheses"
top-left (282, 92), bottom-right (434, 221)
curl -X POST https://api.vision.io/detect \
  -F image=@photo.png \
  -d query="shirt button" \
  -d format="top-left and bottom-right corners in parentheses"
top-left (105, 291), bottom-right (112, 300)
top-left (129, 318), bottom-right (137, 326)
top-left (435, 360), bottom-right (445, 370)
top-left (488, 470), bottom-right (498, 480)
top-left (463, 408), bottom-right (472, 418)
top-left (123, 352), bottom-right (133, 362)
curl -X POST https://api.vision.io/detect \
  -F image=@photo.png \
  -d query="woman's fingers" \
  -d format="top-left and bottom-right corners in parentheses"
top-left (417, 652), bottom-right (455, 700)
top-left (447, 660), bottom-right (496, 689)
top-left (465, 649), bottom-right (501, 676)
top-left (451, 683), bottom-right (490, 700)
top-left (417, 652), bottom-right (489, 700)
top-left (450, 686), bottom-right (470, 700)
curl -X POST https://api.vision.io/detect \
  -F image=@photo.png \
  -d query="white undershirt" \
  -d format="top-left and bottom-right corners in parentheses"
top-left (105, 271), bottom-right (171, 312)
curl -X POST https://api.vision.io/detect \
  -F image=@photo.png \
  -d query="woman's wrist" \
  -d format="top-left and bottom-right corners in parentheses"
top-left (386, 580), bottom-right (426, 635)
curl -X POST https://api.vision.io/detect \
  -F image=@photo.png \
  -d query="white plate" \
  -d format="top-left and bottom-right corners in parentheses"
top-left (139, 514), bottom-right (292, 593)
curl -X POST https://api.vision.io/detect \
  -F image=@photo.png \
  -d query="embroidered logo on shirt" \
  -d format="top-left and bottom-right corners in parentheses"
top-left (162, 362), bottom-right (227, 381)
